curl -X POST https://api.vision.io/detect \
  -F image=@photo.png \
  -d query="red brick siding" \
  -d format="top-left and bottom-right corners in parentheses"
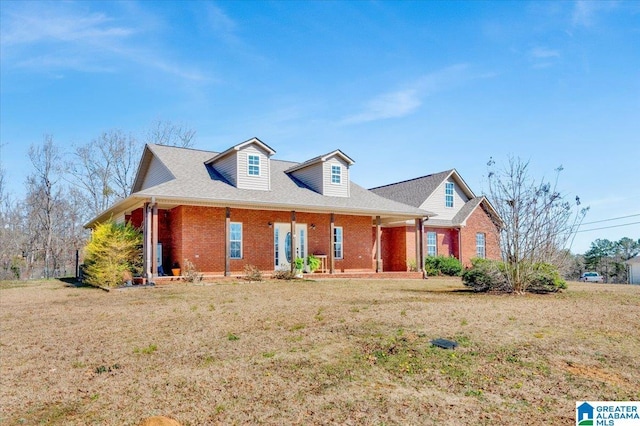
top-left (423, 227), bottom-right (459, 259)
top-left (128, 207), bottom-right (177, 271)
top-left (459, 205), bottom-right (501, 266)
top-left (334, 214), bottom-right (373, 271)
top-left (379, 226), bottom-right (408, 272)
top-left (141, 206), bottom-right (376, 274)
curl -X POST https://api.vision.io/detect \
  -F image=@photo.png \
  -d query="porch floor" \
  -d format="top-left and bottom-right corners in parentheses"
top-left (154, 270), bottom-right (424, 284)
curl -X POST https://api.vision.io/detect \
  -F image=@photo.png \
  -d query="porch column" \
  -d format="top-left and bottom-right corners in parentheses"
top-left (375, 216), bottom-right (382, 273)
top-left (290, 211), bottom-right (296, 273)
top-left (143, 202), bottom-right (151, 279)
top-left (329, 213), bottom-right (335, 274)
top-left (415, 218), bottom-right (424, 276)
top-left (225, 208), bottom-right (231, 276)
top-left (151, 202), bottom-right (158, 280)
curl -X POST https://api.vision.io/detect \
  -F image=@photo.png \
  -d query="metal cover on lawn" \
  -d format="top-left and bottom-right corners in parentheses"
top-left (430, 338), bottom-right (458, 349)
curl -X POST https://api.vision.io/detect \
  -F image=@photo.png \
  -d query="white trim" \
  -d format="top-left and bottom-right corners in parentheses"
top-left (247, 154), bottom-right (261, 176)
top-left (476, 232), bottom-right (485, 259)
top-left (334, 226), bottom-right (343, 259)
top-left (426, 231), bottom-right (437, 257)
top-left (331, 164), bottom-right (341, 184)
top-left (230, 222), bottom-right (243, 259)
top-left (445, 182), bottom-right (454, 208)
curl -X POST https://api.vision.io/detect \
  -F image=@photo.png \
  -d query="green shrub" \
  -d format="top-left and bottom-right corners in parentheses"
top-left (462, 259), bottom-right (566, 294)
top-left (527, 263), bottom-right (567, 293)
top-left (462, 258), bottom-right (508, 292)
top-left (437, 256), bottom-right (463, 276)
top-left (424, 256), bottom-right (463, 276)
top-left (307, 255), bottom-right (321, 272)
top-left (83, 219), bottom-right (142, 288)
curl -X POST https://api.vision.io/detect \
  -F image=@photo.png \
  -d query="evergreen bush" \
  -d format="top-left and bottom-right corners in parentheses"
top-left (527, 262), bottom-right (567, 293)
top-left (424, 256), bottom-right (463, 276)
top-left (462, 258), bottom-right (566, 294)
top-left (83, 219), bottom-right (142, 288)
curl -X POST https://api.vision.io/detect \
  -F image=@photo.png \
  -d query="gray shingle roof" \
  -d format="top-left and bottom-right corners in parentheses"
top-left (127, 144), bottom-right (433, 219)
top-left (452, 196), bottom-right (484, 225)
top-left (369, 170), bottom-right (454, 208)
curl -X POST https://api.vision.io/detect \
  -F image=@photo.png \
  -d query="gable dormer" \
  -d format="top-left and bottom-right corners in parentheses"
top-left (205, 137), bottom-right (275, 191)
top-left (286, 150), bottom-right (355, 197)
top-left (420, 171), bottom-right (474, 220)
top-left (131, 144), bottom-right (176, 193)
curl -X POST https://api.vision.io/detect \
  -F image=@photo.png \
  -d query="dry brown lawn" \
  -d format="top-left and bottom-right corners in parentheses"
top-left (1, 278), bottom-right (639, 425)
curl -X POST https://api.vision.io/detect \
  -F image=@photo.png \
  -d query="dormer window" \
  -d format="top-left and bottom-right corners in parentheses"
top-left (445, 182), bottom-right (454, 208)
top-left (248, 155), bottom-right (260, 176)
top-left (331, 165), bottom-right (341, 184)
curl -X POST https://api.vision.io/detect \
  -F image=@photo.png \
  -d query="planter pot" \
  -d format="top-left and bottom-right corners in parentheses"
top-left (172, 268), bottom-right (181, 276)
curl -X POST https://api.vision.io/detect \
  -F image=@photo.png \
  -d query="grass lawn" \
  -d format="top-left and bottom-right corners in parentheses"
top-left (1, 278), bottom-right (639, 425)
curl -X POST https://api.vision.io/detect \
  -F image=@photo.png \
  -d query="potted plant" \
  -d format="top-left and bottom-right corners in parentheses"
top-left (171, 262), bottom-right (181, 277)
top-left (307, 254), bottom-right (321, 273)
top-left (294, 257), bottom-right (304, 278)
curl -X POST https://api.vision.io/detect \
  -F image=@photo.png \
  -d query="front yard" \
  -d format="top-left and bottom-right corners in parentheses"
top-left (1, 278), bottom-right (638, 425)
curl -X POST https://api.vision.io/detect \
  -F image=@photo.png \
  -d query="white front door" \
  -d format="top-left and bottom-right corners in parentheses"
top-left (274, 223), bottom-right (307, 270)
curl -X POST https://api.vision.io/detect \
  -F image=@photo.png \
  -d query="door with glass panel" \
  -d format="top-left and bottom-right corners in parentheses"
top-left (274, 223), bottom-right (307, 270)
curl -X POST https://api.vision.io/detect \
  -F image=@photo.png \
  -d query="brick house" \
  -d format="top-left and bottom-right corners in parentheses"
top-left (85, 138), bottom-right (436, 280)
top-left (370, 169), bottom-right (502, 269)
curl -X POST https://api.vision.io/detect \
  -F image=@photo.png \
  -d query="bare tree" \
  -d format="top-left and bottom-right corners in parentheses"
top-left (486, 157), bottom-right (588, 293)
top-left (146, 119), bottom-right (196, 147)
top-left (66, 130), bottom-right (142, 220)
top-left (26, 135), bottom-right (62, 278)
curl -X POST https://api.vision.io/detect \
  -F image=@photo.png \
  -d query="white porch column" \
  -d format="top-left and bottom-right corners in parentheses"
top-left (151, 202), bottom-right (158, 280)
top-left (290, 211), bottom-right (296, 273)
top-left (329, 213), bottom-right (335, 274)
top-left (376, 216), bottom-right (382, 273)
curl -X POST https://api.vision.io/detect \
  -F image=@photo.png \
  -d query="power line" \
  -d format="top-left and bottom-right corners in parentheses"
top-left (576, 221), bottom-right (640, 233)
top-left (580, 213), bottom-right (640, 226)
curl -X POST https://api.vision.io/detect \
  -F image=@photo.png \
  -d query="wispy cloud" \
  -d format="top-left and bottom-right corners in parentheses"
top-left (529, 46), bottom-right (561, 69)
top-left (572, 0), bottom-right (618, 27)
top-left (341, 64), bottom-right (478, 124)
top-left (0, 2), bottom-right (207, 82)
top-left (205, 3), bottom-right (239, 44)
top-left (1, 3), bottom-right (134, 47)
top-left (530, 47), bottom-right (560, 59)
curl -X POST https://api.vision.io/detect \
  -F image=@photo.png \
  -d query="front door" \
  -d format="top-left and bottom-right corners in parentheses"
top-left (274, 223), bottom-right (307, 270)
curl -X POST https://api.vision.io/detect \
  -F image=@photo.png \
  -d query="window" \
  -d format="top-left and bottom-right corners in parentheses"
top-left (274, 227), bottom-right (279, 266)
top-left (426, 232), bottom-right (437, 257)
top-left (230, 222), bottom-right (242, 259)
top-left (476, 233), bottom-right (485, 259)
top-left (248, 154), bottom-right (260, 176)
top-left (331, 165), bottom-right (341, 184)
top-left (299, 228), bottom-right (306, 260)
top-left (445, 182), bottom-right (454, 208)
top-left (333, 226), bottom-right (343, 259)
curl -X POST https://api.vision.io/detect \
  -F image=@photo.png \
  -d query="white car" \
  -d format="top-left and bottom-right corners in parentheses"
top-left (579, 272), bottom-right (604, 283)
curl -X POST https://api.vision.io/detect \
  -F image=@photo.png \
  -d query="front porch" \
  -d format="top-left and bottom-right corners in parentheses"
top-left (154, 270), bottom-right (425, 284)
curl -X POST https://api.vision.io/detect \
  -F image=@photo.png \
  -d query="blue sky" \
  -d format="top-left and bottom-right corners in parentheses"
top-left (1, 0), bottom-right (638, 254)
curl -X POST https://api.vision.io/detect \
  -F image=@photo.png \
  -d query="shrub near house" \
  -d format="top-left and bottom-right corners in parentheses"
top-left (462, 258), bottom-right (566, 294)
top-left (83, 219), bottom-right (143, 288)
top-left (424, 256), bottom-right (463, 277)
